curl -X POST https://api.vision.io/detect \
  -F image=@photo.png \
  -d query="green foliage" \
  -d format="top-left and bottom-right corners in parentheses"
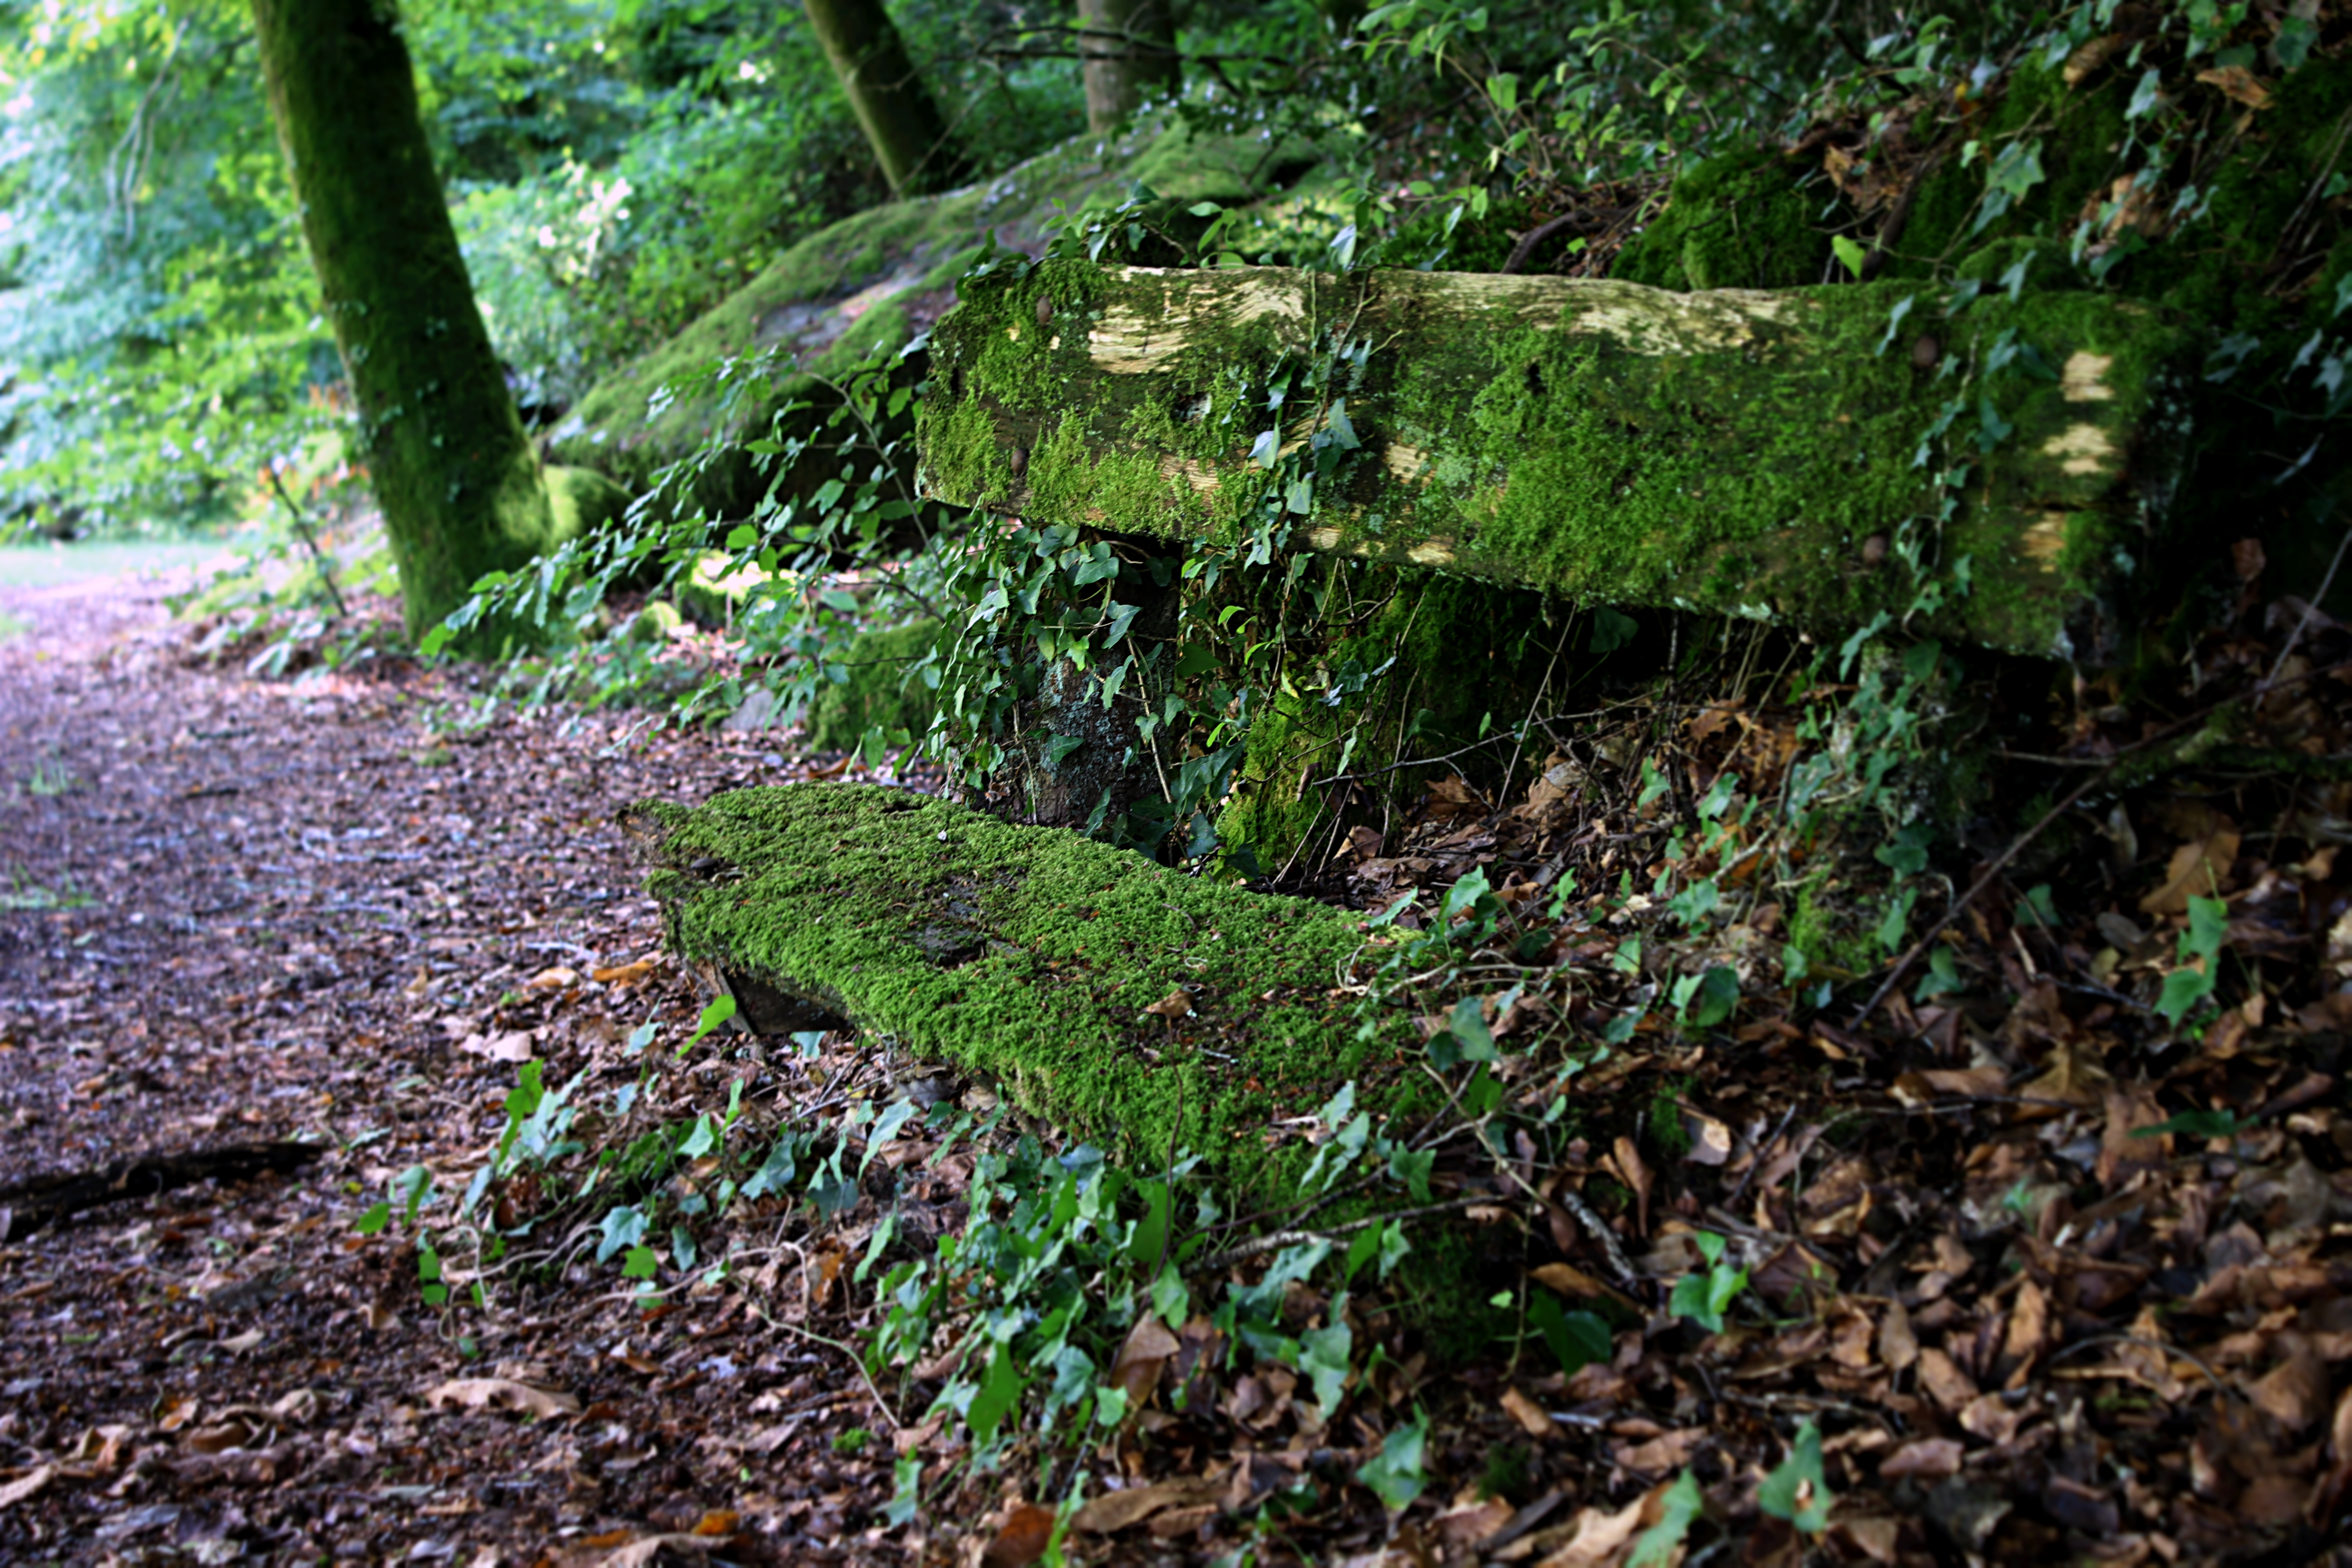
top-left (2156, 894), bottom-right (2230, 1026)
top-left (1757, 1419), bottom-right (1833, 1534)
top-left (1666, 1232), bottom-right (1746, 1334)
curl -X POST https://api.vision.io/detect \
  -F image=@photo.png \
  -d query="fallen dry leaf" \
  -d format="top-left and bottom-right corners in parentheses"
top-left (1532, 1492), bottom-right (1650, 1568)
top-left (0, 1466), bottom-right (54, 1509)
top-left (1143, 990), bottom-right (1193, 1019)
top-left (1500, 1384), bottom-right (1553, 1440)
top-left (1436, 1495), bottom-right (1514, 1546)
top-left (1879, 1437), bottom-right (1964, 1480)
top-left (1877, 1299), bottom-right (1919, 1372)
top-left (2250, 1335), bottom-right (2329, 1431)
top-left (2197, 64), bottom-right (2272, 109)
top-left (527, 965), bottom-right (579, 990)
top-left (1108, 1314), bottom-right (1181, 1408)
top-left (981, 1501), bottom-right (1058, 1566)
top-left (420, 1377), bottom-right (581, 1420)
top-left (1071, 1476), bottom-right (1221, 1533)
top-left (592, 957), bottom-right (659, 985)
top-left (1917, 1348), bottom-right (1979, 1413)
top-left (2139, 824), bottom-right (2240, 915)
top-left (181, 1413), bottom-right (266, 1454)
top-left (461, 1029), bottom-right (536, 1063)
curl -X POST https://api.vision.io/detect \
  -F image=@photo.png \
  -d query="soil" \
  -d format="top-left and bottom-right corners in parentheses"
top-left (0, 562), bottom-right (907, 1562)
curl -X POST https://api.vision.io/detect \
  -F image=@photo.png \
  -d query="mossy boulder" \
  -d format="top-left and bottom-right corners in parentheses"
top-left (672, 550), bottom-right (772, 628)
top-left (543, 464), bottom-right (631, 544)
top-left (804, 619), bottom-right (941, 750)
top-left (548, 119), bottom-right (1326, 519)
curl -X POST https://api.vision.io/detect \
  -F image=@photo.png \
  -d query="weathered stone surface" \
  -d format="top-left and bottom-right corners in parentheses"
top-left (627, 782), bottom-right (1403, 1184)
top-left (919, 261), bottom-right (2198, 660)
top-left (547, 122), bottom-right (1326, 514)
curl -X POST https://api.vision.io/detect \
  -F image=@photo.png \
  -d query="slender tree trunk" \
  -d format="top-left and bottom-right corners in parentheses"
top-left (248, 0), bottom-right (551, 648)
top-left (1077, 0), bottom-right (1178, 132)
top-left (800, 0), bottom-right (966, 196)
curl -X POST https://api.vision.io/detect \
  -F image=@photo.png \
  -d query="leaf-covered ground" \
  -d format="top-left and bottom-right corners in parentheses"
top-left (4, 553), bottom-right (2352, 1565)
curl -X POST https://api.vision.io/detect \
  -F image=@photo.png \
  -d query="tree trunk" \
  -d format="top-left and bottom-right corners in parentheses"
top-left (800, 0), bottom-right (966, 196)
top-left (919, 261), bottom-right (2198, 663)
top-left (248, 0), bottom-right (553, 649)
top-left (1077, 0), bottom-right (1178, 133)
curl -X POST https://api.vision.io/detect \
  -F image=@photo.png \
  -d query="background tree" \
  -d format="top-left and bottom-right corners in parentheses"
top-left (1076, 0), bottom-right (1176, 131)
top-left (247, 0), bottom-right (555, 645)
top-left (799, 0), bottom-right (968, 195)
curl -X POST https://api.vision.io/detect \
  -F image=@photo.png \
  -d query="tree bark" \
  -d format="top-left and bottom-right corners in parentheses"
top-left (919, 261), bottom-right (2198, 662)
top-left (1077, 0), bottom-right (1179, 133)
top-left (248, 0), bottom-right (553, 649)
top-left (800, 0), bottom-right (966, 196)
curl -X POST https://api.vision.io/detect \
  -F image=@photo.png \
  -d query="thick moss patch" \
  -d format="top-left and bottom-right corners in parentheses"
top-left (634, 783), bottom-right (1416, 1188)
top-left (804, 620), bottom-right (941, 750)
top-left (921, 261), bottom-right (2194, 661)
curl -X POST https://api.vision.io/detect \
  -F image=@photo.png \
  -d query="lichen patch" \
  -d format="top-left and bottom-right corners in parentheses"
top-left (2062, 351), bottom-right (2117, 402)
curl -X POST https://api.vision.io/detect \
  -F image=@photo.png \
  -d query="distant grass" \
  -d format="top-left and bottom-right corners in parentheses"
top-left (0, 609), bottom-right (24, 643)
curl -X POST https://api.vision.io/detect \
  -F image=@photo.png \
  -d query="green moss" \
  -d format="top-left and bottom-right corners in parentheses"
top-left (931, 261), bottom-right (2193, 660)
top-left (1221, 570), bottom-right (1564, 872)
top-left (638, 782), bottom-right (1428, 1189)
top-left (672, 551), bottom-right (772, 628)
top-left (1612, 146), bottom-right (1829, 292)
top-left (544, 465), bottom-right (630, 545)
top-left (551, 118), bottom-right (1328, 516)
top-left (1608, 47), bottom-right (2352, 635)
top-left (804, 620), bottom-right (941, 750)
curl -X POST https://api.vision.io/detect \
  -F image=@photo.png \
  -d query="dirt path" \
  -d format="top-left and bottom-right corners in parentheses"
top-left (0, 563), bottom-right (897, 1562)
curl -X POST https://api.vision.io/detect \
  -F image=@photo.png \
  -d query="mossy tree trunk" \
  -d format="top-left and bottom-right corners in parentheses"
top-left (1077, 0), bottom-right (1178, 132)
top-left (801, 0), bottom-right (967, 196)
top-left (248, 0), bottom-right (552, 649)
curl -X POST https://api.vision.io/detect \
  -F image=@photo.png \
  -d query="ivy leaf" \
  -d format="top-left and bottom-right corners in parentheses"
top-left (1528, 1290), bottom-right (1612, 1376)
top-left (1445, 994), bottom-right (1497, 1063)
top-left (686, 994), bottom-right (736, 1047)
top-left (967, 1343), bottom-right (1027, 1447)
top-left (1354, 1409), bottom-right (1429, 1509)
top-left (2134, 1107), bottom-right (2253, 1140)
top-left (596, 1205), bottom-right (649, 1264)
top-left (1628, 1472), bottom-right (1705, 1567)
top-left (1832, 235), bottom-right (1867, 279)
top-left (1758, 1420), bottom-right (1833, 1534)
top-left (2156, 964), bottom-right (2215, 1025)
top-left (1250, 429), bottom-right (1280, 469)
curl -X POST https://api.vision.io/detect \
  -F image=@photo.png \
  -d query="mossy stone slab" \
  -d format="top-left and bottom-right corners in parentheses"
top-left (631, 784), bottom-right (1406, 1187)
top-left (549, 122), bottom-right (1324, 514)
top-left (919, 261), bottom-right (2199, 662)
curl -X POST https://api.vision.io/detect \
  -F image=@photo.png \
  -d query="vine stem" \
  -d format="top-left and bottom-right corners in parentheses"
top-left (1851, 651), bottom-right (2352, 1028)
top-left (742, 1295), bottom-right (904, 1432)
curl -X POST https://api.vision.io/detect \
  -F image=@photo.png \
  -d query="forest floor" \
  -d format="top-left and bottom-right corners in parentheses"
top-left (4, 550), bottom-right (2352, 1566)
top-left (0, 559), bottom-right (921, 1563)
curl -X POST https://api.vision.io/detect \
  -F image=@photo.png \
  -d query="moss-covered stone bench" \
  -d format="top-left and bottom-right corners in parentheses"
top-left (628, 783), bottom-right (1412, 1185)
top-left (917, 260), bottom-right (2195, 662)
